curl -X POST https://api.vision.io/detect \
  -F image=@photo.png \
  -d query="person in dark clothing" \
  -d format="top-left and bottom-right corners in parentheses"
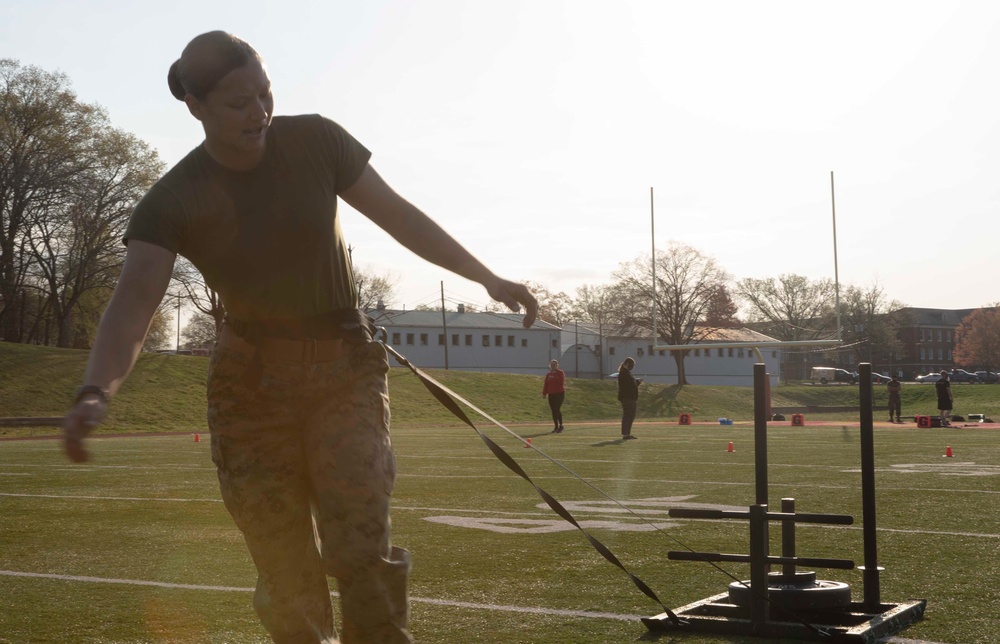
top-left (936, 370), bottom-right (953, 425)
top-left (542, 359), bottom-right (566, 433)
top-left (617, 357), bottom-right (641, 440)
top-left (887, 375), bottom-right (902, 422)
top-left (60, 30), bottom-right (538, 644)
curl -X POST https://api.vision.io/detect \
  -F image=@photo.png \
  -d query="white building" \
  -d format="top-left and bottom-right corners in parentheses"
top-left (367, 306), bottom-right (781, 386)
top-left (559, 323), bottom-right (781, 387)
top-left (367, 306), bottom-right (561, 375)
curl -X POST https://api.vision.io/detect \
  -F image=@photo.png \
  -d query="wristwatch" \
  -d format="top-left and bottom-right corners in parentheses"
top-left (75, 385), bottom-right (109, 404)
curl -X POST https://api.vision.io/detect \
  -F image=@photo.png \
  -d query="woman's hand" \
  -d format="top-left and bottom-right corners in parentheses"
top-left (485, 277), bottom-right (538, 328)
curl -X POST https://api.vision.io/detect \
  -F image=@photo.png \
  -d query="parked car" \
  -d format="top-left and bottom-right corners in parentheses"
top-left (811, 367), bottom-right (857, 385)
top-left (975, 370), bottom-right (999, 383)
top-left (851, 371), bottom-right (891, 384)
top-left (949, 369), bottom-right (980, 383)
top-left (915, 373), bottom-right (942, 383)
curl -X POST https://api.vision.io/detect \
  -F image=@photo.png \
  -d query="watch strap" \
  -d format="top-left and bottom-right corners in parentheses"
top-left (75, 385), bottom-right (109, 404)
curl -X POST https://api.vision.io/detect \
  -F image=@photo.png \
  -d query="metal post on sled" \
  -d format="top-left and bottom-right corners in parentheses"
top-left (641, 362), bottom-right (927, 642)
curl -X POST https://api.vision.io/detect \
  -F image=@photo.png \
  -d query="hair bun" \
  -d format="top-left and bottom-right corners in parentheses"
top-left (167, 60), bottom-right (186, 101)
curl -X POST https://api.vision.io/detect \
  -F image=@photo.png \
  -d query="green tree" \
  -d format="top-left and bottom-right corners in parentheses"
top-left (0, 59), bottom-right (162, 346)
top-left (143, 304), bottom-right (175, 352)
top-left (181, 312), bottom-right (219, 350)
top-left (27, 127), bottom-right (162, 347)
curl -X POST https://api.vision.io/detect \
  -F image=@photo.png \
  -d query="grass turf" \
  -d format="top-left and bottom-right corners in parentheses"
top-left (2, 341), bottom-right (999, 642)
top-left (2, 420), bottom-right (998, 642)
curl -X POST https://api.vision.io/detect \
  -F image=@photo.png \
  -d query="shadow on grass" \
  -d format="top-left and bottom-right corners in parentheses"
top-left (643, 384), bottom-right (683, 417)
top-left (591, 438), bottom-right (627, 447)
top-left (637, 630), bottom-right (752, 643)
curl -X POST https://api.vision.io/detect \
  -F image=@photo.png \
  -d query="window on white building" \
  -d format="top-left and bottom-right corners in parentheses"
top-left (465, 334), bottom-right (472, 346)
top-left (482, 335), bottom-right (490, 347)
top-left (406, 333), bottom-right (414, 345)
top-left (420, 334), bottom-right (428, 345)
top-left (392, 333), bottom-right (401, 345)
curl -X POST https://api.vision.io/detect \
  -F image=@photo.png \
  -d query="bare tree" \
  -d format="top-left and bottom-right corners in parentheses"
top-left (171, 256), bottom-right (225, 333)
top-left (570, 283), bottom-right (622, 377)
top-left (523, 281), bottom-right (572, 326)
top-left (612, 243), bottom-right (730, 385)
top-left (736, 274), bottom-right (836, 340)
top-left (570, 283), bottom-right (622, 328)
top-left (838, 281), bottom-right (904, 367)
top-left (954, 305), bottom-right (1000, 374)
top-left (353, 264), bottom-right (398, 311)
top-left (736, 274), bottom-right (838, 380)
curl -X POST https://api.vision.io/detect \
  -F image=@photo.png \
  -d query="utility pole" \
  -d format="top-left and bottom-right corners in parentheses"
top-left (574, 320), bottom-right (579, 378)
top-left (176, 297), bottom-right (181, 352)
top-left (440, 281), bottom-right (449, 369)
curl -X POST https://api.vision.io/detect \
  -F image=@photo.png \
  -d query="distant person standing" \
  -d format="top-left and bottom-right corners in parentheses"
top-left (936, 370), bottom-right (953, 425)
top-left (887, 375), bottom-right (902, 422)
top-left (617, 357), bottom-right (641, 440)
top-left (542, 359), bottom-right (566, 433)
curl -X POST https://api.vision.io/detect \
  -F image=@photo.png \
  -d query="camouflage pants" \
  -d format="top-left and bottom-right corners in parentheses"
top-left (208, 326), bottom-right (412, 643)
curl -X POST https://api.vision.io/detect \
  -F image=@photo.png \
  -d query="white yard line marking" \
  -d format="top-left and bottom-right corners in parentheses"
top-left (0, 570), bottom-right (945, 641)
top-left (1, 493), bottom-right (995, 540)
top-left (0, 492), bottom-right (221, 503)
top-left (0, 570), bottom-right (641, 621)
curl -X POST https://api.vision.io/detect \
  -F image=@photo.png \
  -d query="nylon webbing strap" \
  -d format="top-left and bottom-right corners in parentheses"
top-left (382, 343), bottom-right (681, 625)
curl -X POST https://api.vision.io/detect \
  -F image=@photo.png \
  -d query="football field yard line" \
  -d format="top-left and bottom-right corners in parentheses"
top-left (0, 569), bottom-right (643, 622)
top-left (0, 570), bottom-right (945, 642)
top-left (2, 492), bottom-right (996, 540)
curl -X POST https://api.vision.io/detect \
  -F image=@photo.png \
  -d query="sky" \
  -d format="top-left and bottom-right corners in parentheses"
top-left (4, 0), bottom-right (999, 317)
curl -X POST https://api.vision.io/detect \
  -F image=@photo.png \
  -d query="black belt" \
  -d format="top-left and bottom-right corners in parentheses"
top-left (222, 309), bottom-right (375, 388)
top-left (226, 308), bottom-right (374, 342)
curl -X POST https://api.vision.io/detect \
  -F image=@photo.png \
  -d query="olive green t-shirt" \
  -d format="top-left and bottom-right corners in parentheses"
top-left (124, 114), bottom-right (371, 321)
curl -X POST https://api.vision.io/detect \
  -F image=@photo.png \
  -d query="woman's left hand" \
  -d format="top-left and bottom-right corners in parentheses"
top-left (486, 278), bottom-right (538, 328)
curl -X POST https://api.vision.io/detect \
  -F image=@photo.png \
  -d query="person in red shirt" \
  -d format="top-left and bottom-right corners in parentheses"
top-left (542, 359), bottom-right (566, 433)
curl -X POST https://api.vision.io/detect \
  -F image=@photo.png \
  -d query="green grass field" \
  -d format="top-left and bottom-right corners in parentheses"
top-left (2, 343), bottom-right (999, 642)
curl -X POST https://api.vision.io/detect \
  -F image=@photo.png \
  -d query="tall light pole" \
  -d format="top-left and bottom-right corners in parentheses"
top-left (176, 297), bottom-right (181, 352)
